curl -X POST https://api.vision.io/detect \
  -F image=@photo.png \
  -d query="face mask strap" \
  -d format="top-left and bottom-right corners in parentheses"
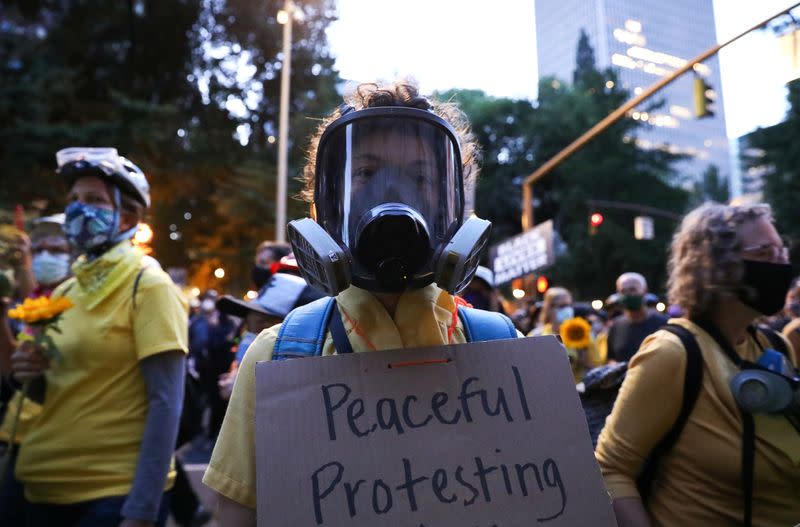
top-left (110, 186), bottom-right (139, 244)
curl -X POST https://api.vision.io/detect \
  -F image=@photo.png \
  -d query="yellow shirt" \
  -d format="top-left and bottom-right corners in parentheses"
top-left (0, 392), bottom-right (41, 443)
top-left (15, 247), bottom-right (189, 504)
top-left (203, 284), bottom-right (519, 509)
top-left (596, 319), bottom-right (800, 527)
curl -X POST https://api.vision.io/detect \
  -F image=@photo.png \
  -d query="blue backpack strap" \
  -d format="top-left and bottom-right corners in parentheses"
top-left (457, 306), bottom-right (517, 342)
top-left (273, 297), bottom-right (336, 360)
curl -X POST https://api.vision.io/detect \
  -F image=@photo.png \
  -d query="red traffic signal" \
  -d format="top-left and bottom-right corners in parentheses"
top-left (590, 212), bottom-right (604, 227)
top-left (536, 275), bottom-right (549, 294)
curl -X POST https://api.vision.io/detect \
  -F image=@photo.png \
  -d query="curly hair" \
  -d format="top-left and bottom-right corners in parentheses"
top-left (667, 202), bottom-right (773, 319)
top-left (299, 80), bottom-right (480, 208)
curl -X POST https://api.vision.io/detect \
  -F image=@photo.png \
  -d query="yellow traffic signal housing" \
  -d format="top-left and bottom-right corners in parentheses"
top-left (693, 77), bottom-right (715, 119)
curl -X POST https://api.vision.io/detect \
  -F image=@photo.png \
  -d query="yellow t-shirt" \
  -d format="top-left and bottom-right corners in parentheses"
top-left (15, 253), bottom-right (189, 504)
top-left (0, 392), bottom-right (41, 444)
top-left (596, 318), bottom-right (800, 527)
top-left (203, 284), bottom-right (520, 509)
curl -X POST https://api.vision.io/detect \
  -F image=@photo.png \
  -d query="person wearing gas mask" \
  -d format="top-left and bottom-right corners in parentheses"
top-left (597, 202), bottom-right (799, 527)
top-left (9, 148), bottom-right (188, 527)
top-left (606, 272), bottom-right (668, 363)
top-left (202, 80), bottom-right (520, 524)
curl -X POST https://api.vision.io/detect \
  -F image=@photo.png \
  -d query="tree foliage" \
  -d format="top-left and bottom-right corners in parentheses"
top-left (747, 78), bottom-right (800, 262)
top-left (0, 0), bottom-right (341, 292)
top-left (446, 29), bottom-right (689, 299)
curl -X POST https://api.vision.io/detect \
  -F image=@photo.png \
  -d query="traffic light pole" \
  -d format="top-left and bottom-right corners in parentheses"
top-left (521, 2), bottom-right (800, 231)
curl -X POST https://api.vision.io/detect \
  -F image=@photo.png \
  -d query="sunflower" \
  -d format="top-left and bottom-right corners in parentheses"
top-left (8, 296), bottom-right (73, 325)
top-left (560, 317), bottom-right (591, 349)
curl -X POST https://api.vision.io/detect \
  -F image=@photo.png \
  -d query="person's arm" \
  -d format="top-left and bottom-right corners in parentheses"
top-left (120, 351), bottom-right (185, 525)
top-left (217, 494), bottom-right (256, 527)
top-left (595, 331), bottom-right (686, 527)
top-left (10, 233), bottom-right (35, 299)
top-left (613, 497), bottom-right (652, 527)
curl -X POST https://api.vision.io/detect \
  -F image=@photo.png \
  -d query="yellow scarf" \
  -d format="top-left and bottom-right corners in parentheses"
top-left (70, 241), bottom-right (142, 311)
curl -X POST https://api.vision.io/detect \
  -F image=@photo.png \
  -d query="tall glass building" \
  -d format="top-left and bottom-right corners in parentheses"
top-left (534, 0), bottom-right (730, 183)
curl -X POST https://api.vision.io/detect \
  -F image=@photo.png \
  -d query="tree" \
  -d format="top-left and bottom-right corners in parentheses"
top-left (0, 0), bottom-right (341, 292)
top-left (447, 31), bottom-right (688, 299)
top-left (689, 164), bottom-right (729, 205)
top-left (435, 89), bottom-right (538, 244)
top-left (744, 78), bottom-right (800, 263)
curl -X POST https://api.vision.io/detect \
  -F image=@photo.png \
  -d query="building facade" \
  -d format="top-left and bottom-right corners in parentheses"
top-left (535, 0), bottom-right (730, 184)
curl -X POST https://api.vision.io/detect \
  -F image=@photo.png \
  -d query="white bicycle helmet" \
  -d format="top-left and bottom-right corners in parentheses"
top-left (56, 147), bottom-right (151, 209)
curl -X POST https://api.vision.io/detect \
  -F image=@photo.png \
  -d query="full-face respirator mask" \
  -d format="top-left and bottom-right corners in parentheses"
top-left (288, 106), bottom-right (490, 296)
top-left (731, 348), bottom-right (800, 432)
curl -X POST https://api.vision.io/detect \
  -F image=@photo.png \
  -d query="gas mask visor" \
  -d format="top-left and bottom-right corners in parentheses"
top-left (290, 106), bottom-right (493, 296)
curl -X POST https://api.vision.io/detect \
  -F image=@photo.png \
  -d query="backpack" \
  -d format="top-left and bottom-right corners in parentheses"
top-left (579, 322), bottom-right (790, 526)
top-left (272, 296), bottom-right (517, 359)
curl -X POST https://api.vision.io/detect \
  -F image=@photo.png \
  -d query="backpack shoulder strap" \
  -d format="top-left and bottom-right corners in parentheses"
top-left (132, 266), bottom-right (149, 310)
top-left (637, 323), bottom-right (704, 499)
top-left (457, 306), bottom-right (517, 342)
top-left (273, 297), bottom-right (336, 360)
top-left (754, 324), bottom-right (790, 357)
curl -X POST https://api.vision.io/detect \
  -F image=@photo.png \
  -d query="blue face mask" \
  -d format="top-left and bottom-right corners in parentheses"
top-left (32, 251), bottom-right (71, 286)
top-left (555, 306), bottom-right (574, 324)
top-left (64, 201), bottom-right (119, 253)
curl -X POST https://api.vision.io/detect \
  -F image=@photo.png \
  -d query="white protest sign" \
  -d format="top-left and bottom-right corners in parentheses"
top-left (490, 220), bottom-right (555, 285)
top-left (255, 336), bottom-right (616, 526)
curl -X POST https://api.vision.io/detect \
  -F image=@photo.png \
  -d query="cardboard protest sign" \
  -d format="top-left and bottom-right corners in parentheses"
top-left (255, 336), bottom-right (616, 527)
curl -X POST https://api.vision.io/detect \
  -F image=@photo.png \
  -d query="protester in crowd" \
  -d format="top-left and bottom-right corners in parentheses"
top-left (606, 272), bottom-right (668, 362)
top-left (768, 276), bottom-right (800, 331)
top-left (0, 214), bottom-right (72, 525)
top-left (781, 278), bottom-right (800, 354)
top-left (460, 265), bottom-right (506, 314)
top-left (597, 202), bottom-right (799, 526)
top-left (203, 79), bottom-right (520, 524)
top-left (529, 287), bottom-right (602, 381)
top-left (9, 147), bottom-right (188, 527)
top-left (250, 241), bottom-right (292, 291)
top-left (215, 271), bottom-right (323, 400)
top-left (188, 289), bottom-right (236, 440)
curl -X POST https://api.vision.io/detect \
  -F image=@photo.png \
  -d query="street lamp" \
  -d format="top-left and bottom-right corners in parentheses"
top-left (275, 0), bottom-right (296, 242)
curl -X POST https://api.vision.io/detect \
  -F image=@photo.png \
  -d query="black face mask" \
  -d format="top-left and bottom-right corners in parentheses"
top-left (738, 259), bottom-right (795, 316)
top-left (252, 265), bottom-right (273, 290)
top-left (353, 204), bottom-right (432, 292)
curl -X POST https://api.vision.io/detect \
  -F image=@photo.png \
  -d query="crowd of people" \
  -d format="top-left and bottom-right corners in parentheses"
top-left (0, 80), bottom-right (797, 527)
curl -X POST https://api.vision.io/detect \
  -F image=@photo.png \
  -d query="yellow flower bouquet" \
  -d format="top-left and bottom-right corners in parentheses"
top-left (560, 316), bottom-right (592, 349)
top-left (2, 295), bottom-right (73, 480)
top-left (8, 295), bottom-right (73, 360)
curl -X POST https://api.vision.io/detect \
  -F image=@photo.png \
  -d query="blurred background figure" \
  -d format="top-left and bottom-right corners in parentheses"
top-left (460, 266), bottom-right (506, 314)
top-left (606, 272), bottom-right (667, 363)
top-left (188, 289), bottom-right (236, 441)
top-left (0, 214), bottom-right (71, 526)
top-left (215, 272), bottom-right (323, 400)
top-left (767, 276), bottom-right (800, 331)
top-left (529, 287), bottom-right (602, 381)
top-left (781, 277), bottom-right (800, 353)
top-left (250, 241), bottom-right (291, 291)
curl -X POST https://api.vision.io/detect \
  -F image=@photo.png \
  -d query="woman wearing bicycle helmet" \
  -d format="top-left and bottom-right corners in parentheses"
top-left (10, 148), bottom-right (188, 527)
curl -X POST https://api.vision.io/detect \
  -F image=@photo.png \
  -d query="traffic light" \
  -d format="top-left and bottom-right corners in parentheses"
top-left (536, 275), bottom-right (549, 294)
top-left (693, 77), bottom-right (715, 119)
top-left (589, 212), bottom-right (604, 235)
